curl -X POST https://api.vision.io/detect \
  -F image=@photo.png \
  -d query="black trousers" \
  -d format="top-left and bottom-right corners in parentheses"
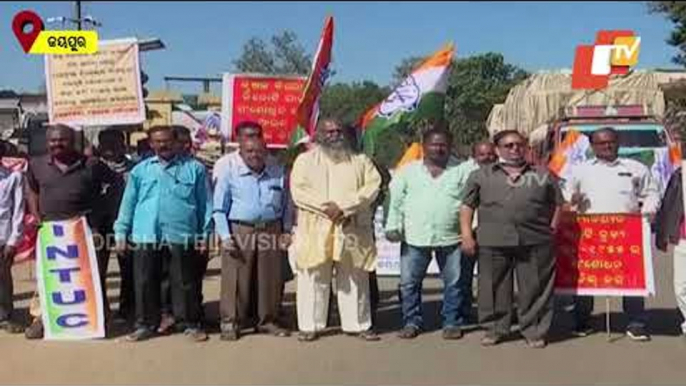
top-left (98, 218), bottom-right (134, 319)
top-left (160, 255), bottom-right (172, 316)
top-left (134, 243), bottom-right (201, 330)
top-left (160, 249), bottom-right (208, 319)
top-left (117, 249), bottom-right (135, 318)
top-left (92, 228), bottom-right (112, 319)
top-left (196, 250), bottom-right (209, 320)
top-left (0, 247), bottom-right (13, 321)
top-left (478, 243), bottom-right (555, 341)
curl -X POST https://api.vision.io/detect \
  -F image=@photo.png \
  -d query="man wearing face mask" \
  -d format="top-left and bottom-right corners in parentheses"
top-left (114, 125), bottom-right (212, 342)
top-left (290, 118), bottom-right (382, 342)
top-left (562, 127), bottom-right (659, 342)
top-left (460, 130), bottom-right (563, 348)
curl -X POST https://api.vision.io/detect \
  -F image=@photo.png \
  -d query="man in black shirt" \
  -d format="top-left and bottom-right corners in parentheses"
top-left (96, 128), bottom-right (135, 323)
top-left (24, 124), bottom-right (118, 339)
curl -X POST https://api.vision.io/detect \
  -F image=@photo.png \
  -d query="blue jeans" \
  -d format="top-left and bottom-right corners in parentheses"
top-left (400, 243), bottom-right (466, 329)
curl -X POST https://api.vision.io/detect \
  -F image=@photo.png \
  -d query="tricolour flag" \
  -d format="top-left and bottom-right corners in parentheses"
top-left (395, 142), bottom-right (423, 170)
top-left (651, 131), bottom-right (682, 194)
top-left (288, 16), bottom-right (334, 148)
top-left (548, 129), bottom-right (590, 182)
top-left (361, 43), bottom-right (454, 155)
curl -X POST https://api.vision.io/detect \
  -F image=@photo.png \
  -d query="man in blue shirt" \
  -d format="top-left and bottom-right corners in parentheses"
top-left (114, 125), bottom-right (212, 342)
top-left (213, 136), bottom-right (291, 341)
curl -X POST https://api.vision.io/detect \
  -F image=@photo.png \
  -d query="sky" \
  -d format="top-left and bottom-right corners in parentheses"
top-left (0, 1), bottom-right (680, 94)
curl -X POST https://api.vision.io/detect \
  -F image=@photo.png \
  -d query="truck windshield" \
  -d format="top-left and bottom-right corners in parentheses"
top-left (560, 124), bottom-right (665, 148)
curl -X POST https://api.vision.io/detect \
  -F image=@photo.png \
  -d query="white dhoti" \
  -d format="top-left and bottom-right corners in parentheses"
top-left (296, 257), bottom-right (371, 333)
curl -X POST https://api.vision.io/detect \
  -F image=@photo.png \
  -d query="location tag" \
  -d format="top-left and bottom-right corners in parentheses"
top-left (12, 10), bottom-right (44, 53)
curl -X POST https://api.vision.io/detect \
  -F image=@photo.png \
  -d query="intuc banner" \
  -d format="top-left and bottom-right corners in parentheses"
top-left (36, 217), bottom-right (105, 340)
top-left (555, 212), bottom-right (655, 296)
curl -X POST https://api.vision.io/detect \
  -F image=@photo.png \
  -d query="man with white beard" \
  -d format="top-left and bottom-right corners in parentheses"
top-left (289, 118), bottom-right (382, 342)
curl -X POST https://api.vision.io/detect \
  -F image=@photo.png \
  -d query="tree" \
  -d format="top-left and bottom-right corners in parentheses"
top-left (649, 1), bottom-right (686, 66)
top-left (319, 81), bottom-right (390, 125)
top-left (445, 53), bottom-right (528, 146)
top-left (233, 31), bottom-right (312, 75)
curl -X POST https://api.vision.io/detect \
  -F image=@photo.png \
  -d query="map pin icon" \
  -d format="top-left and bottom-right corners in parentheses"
top-left (12, 10), bottom-right (44, 53)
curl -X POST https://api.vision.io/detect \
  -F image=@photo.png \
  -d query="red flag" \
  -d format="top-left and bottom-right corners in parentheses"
top-left (295, 16), bottom-right (334, 138)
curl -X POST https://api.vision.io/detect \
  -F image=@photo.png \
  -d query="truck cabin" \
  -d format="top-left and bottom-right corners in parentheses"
top-left (539, 105), bottom-right (670, 163)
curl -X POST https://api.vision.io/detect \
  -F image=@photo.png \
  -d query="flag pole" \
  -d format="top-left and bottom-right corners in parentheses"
top-left (606, 297), bottom-right (611, 341)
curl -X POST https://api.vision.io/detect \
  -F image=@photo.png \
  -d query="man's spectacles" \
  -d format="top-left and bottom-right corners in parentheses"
top-left (592, 140), bottom-right (617, 146)
top-left (501, 142), bottom-right (525, 149)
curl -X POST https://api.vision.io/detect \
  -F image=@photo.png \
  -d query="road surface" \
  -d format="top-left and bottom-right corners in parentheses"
top-left (1, 248), bottom-right (684, 385)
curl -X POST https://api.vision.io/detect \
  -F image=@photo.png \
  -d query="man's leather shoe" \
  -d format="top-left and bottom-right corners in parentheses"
top-left (297, 331), bottom-right (318, 342)
top-left (442, 326), bottom-right (464, 340)
top-left (397, 325), bottom-right (420, 339)
top-left (0, 320), bottom-right (24, 334)
top-left (125, 327), bottom-right (155, 342)
top-left (256, 323), bottom-right (291, 337)
top-left (24, 319), bottom-right (43, 340)
top-left (355, 329), bottom-right (381, 341)
top-left (481, 334), bottom-right (503, 346)
top-left (220, 324), bottom-right (240, 341)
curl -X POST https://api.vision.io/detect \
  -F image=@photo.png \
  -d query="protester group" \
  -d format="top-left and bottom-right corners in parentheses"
top-left (2, 118), bottom-right (686, 349)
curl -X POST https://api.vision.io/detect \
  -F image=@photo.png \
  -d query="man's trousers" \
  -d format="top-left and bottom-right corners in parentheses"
top-left (478, 243), bottom-right (555, 341)
top-left (220, 222), bottom-right (284, 328)
top-left (297, 257), bottom-right (371, 333)
top-left (133, 243), bottom-right (201, 330)
top-left (0, 247), bottom-right (13, 321)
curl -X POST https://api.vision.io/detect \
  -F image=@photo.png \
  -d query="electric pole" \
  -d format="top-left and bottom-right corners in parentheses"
top-left (74, 1), bottom-right (82, 30)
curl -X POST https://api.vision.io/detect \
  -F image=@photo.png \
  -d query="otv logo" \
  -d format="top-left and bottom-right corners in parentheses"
top-left (571, 30), bottom-right (640, 90)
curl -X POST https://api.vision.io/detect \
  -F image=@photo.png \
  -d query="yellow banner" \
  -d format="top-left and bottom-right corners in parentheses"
top-left (30, 31), bottom-right (98, 55)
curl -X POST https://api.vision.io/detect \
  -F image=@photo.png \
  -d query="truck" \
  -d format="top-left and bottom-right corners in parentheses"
top-left (487, 71), bottom-right (686, 192)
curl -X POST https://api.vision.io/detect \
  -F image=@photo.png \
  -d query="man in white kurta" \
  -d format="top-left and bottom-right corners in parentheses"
top-left (290, 119), bottom-right (382, 342)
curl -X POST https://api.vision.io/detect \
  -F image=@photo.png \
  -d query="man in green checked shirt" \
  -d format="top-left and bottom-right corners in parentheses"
top-left (385, 127), bottom-right (475, 340)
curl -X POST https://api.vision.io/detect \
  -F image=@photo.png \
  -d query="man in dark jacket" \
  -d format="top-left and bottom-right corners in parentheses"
top-left (655, 167), bottom-right (686, 338)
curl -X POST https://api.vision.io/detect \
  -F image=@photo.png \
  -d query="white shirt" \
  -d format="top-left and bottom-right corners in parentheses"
top-left (562, 157), bottom-right (660, 215)
top-left (0, 165), bottom-right (25, 247)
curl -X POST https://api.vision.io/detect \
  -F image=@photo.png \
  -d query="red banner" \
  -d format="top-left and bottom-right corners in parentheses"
top-left (555, 212), bottom-right (654, 296)
top-left (222, 74), bottom-right (306, 147)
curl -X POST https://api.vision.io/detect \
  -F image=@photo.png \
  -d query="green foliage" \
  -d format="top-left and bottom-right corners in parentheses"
top-left (319, 81), bottom-right (390, 125)
top-left (233, 31), bottom-right (312, 76)
top-left (445, 53), bottom-right (528, 147)
top-left (649, 1), bottom-right (686, 66)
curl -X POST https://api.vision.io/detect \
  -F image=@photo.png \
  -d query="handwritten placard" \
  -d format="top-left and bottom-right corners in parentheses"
top-left (45, 38), bottom-right (145, 126)
top-left (555, 212), bottom-right (655, 296)
top-left (221, 74), bottom-right (306, 147)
